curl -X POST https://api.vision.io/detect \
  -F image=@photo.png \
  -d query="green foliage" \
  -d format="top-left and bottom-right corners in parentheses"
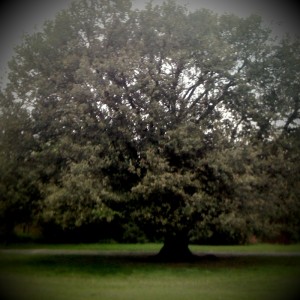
top-left (1, 0), bottom-right (299, 245)
top-left (0, 91), bottom-right (40, 241)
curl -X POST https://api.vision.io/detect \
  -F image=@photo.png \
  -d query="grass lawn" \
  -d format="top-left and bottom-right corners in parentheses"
top-left (0, 244), bottom-right (300, 300)
top-left (2, 242), bottom-right (300, 253)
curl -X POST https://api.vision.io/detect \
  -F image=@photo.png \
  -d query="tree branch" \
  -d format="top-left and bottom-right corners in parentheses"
top-left (197, 80), bottom-right (235, 123)
top-left (283, 96), bottom-right (299, 133)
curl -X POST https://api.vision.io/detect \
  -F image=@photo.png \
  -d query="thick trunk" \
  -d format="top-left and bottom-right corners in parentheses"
top-left (156, 234), bottom-right (194, 262)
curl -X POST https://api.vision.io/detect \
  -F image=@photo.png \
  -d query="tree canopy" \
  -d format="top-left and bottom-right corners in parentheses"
top-left (1, 0), bottom-right (299, 253)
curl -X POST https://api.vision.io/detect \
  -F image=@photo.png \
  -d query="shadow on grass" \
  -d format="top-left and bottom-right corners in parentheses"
top-left (1, 254), bottom-right (300, 300)
top-left (2, 252), bottom-right (300, 276)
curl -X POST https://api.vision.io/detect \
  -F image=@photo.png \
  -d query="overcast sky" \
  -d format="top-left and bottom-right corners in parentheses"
top-left (1, 0), bottom-right (299, 83)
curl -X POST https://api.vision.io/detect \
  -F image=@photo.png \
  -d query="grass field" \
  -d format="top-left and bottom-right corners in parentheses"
top-left (1, 244), bottom-right (300, 300)
top-left (2, 242), bottom-right (300, 253)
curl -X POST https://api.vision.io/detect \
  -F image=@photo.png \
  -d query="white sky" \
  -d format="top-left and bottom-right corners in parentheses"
top-left (0, 0), bottom-right (299, 83)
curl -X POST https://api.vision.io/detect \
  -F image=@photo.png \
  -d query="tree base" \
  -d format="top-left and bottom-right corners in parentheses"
top-left (154, 236), bottom-right (196, 262)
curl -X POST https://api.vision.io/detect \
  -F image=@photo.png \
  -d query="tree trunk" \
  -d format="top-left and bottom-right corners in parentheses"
top-left (156, 234), bottom-right (195, 262)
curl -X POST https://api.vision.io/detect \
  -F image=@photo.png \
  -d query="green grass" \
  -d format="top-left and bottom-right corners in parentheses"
top-left (1, 245), bottom-right (300, 300)
top-left (0, 242), bottom-right (162, 252)
top-left (189, 243), bottom-right (300, 254)
top-left (2, 242), bottom-right (300, 253)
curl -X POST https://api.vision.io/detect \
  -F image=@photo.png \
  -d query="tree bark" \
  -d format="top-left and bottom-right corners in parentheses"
top-left (156, 234), bottom-right (195, 262)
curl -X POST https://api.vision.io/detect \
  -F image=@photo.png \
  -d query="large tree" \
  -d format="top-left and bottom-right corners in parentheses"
top-left (2, 0), bottom-right (299, 256)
